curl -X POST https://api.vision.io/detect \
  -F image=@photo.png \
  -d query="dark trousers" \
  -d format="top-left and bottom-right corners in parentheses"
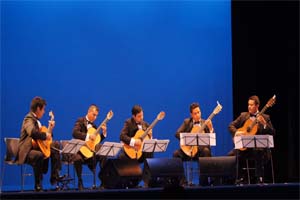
top-left (73, 143), bottom-right (106, 182)
top-left (173, 146), bottom-right (212, 161)
top-left (118, 150), bottom-right (153, 163)
top-left (228, 148), bottom-right (267, 181)
top-left (25, 141), bottom-right (62, 187)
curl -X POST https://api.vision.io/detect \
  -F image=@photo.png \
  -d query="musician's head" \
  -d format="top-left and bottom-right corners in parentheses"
top-left (30, 96), bottom-right (47, 119)
top-left (248, 95), bottom-right (260, 114)
top-left (87, 104), bottom-right (99, 122)
top-left (132, 105), bottom-right (143, 123)
top-left (190, 102), bottom-right (201, 121)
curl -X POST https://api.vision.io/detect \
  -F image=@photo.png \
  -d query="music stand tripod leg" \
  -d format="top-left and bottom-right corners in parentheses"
top-left (92, 152), bottom-right (97, 189)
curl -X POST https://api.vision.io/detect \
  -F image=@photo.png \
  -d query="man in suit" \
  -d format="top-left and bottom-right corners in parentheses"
top-left (16, 96), bottom-right (62, 192)
top-left (119, 105), bottom-right (153, 163)
top-left (173, 102), bottom-right (214, 161)
top-left (228, 95), bottom-right (275, 184)
top-left (72, 104), bottom-right (107, 190)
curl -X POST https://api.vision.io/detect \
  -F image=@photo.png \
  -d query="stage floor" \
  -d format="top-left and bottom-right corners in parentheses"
top-left (1, 182), bottom-right (299, 199)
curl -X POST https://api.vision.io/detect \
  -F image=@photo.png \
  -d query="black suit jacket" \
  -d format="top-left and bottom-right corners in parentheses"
top-left (16, 112), bottom-right (47, 164)
top-left (175, 118), bottom-right (210, 140)
top-left (72, 117), bottom-right (106, 142)
top-left (120, 118), bottom-right (150, 145)
top-left (228, 112), bottom-right (275, 138)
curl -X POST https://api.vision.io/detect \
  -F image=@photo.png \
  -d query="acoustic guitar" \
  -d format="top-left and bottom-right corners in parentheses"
top-left (181, 101), bottom-right (222, 157)
top-left (237, 95), bottom-right (276, 151)
top-left (32, 111), bottom-right (54, 158)
top-left (79, 110), bottom-right (113, 159)
top-left (123, 111), bottom-right (165, 159)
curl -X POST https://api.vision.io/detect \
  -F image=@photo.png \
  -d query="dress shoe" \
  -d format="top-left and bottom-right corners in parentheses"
top-left (257, 177), bottom-right (264, 184)
top-left (34, 185), bottom-right (43, 192)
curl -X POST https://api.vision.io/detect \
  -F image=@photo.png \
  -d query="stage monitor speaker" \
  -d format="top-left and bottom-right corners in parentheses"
top-left (143, 158), bottom-right (184, 188)
top-left (99, 158), bottom-right (142, 189)
top-left (198, 156), bottom-right (236, 186)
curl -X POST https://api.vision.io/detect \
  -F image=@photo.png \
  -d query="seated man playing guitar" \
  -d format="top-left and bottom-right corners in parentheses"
top-left (228, 95), bottom-right (276, 184)
top-left (16, 96), bottom-right (62, 192)
top-left (72, 104), bottom-right (109, 190)
top-left (173, 102), bottom-right (216, 161)
top-left (119, 105), bottom-right (154, 163)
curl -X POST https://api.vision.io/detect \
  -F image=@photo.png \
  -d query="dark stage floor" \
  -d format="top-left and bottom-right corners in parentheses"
top-left (1, 183), bottom-right (299, 199)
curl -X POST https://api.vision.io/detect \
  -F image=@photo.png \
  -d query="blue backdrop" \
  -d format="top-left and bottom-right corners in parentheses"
top-left (1, 0), bottom-right (232, 191)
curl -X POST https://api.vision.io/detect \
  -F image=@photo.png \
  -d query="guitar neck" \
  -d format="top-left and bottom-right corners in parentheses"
top-left (93, 117), bottom-right (109, 135)
top-left (140, 118), bottom-right (159, 140)
top-left (198, 112), bottom-right (215, 133)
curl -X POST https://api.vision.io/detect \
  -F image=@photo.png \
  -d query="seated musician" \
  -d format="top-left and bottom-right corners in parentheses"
top-left (119, 105), bottom-right (153, 163)
top-left (15, 96), bottom-right (62, 192)
top-left (72, 104), bottom-right (107, 190)
top-left (228, 95), bottom-right (275, 184)
top-left (173, 102), bottom-right (214, 161)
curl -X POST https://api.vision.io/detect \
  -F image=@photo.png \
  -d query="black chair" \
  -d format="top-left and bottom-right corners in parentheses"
top-left (1, 137), bottom-right (32, 191)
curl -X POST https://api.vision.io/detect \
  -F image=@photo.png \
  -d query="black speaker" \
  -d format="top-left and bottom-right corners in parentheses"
top-left (143, 158), bottom-right (184, 188)
top-left (99, 159), bottom-right (142, 189)
top-left (198, 156), bottom-right (236, 186)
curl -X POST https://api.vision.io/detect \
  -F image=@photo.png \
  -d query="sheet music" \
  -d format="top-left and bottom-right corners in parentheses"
top-left (142, 139), bottom-right (169, 153)
top-left (61, 139), bottom-right (86, 154)
top-left (180, 133), bottom-right (216, 146)
top-left (234, 135), bottom-right (274, 149)
top-left (96, 142), bottom-right (123, 157)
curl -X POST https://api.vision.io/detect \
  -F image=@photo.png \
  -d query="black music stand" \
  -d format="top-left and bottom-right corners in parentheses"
top-left (142, 139), bottom-right (169, 154)
top-left (96, 142), bottom-right (123, 157)
top-left (60, 139), bottom-right (86, 190)
top-left (180, 133), bottom-right (216, 186)
top-left (234, 135), bottom-right (274, 184)
top-left (95, 142), bottom-right (123, 188)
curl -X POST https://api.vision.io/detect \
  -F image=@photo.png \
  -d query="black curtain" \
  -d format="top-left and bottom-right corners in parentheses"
top-left (231, 1), bottom-right (299, 182)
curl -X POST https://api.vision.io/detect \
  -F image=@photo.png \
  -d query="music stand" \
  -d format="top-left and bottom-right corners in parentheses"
top-left (180, 133), bottom-right (216, 147)
top-left (180, 133), bottom-right (216, 186)
top-left (95, 142), bottom-right (123, 189)
top-left (60, 139), bottom-right (86, 190)
top-left (142, 139), bottom-right (169, 153)
top-left (96, 142), bottom-right (123, 157)
top-left (234, 135), bottom-right (274, 184)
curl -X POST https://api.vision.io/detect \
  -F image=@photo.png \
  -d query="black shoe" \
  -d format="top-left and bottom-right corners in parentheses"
top-left (34, 184), bottom-right (43, 192)
top-left (99, 184), bottom-right (105, 190)
top-left (257, 177), bottom-right (264, 184)
top-left (78, 180), bottom-right (84, 191)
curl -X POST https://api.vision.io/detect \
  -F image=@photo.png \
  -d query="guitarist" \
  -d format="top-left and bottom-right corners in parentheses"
top-left (16, 96), bottom-right (62, 192)
top-left (173, 102), bottom-right (214, 161)
top-left (119, 105), bottom-right (153, 163)
top-left (72, 104), bottom-right (107, 190)
top-left (228, 95), bottom-right (275, 184)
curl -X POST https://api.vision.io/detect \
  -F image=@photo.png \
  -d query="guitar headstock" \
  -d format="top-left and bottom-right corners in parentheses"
top-left (157, 111), bottom-right (165, 120)
top-left (213, 101), bottom-right (222, 115)
top-left (266, 95), bottom-right (276, 108)
top-left (106, 110), bottom-right (114, 120)
top-left (49, 111), bottom-right (54, 121)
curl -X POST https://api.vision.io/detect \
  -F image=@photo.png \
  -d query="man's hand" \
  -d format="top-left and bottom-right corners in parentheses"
top-left (134, 139), bottom-right (142, 150)
top-left (101, 124), bottom-right (107, 137)
top-left (205, 119), bottom-right (214, 133)
top-left (89, 134), bottom-right (96, 141)
top-left (48, 120), bottom-right (55, 131)
top-left (256, 114), bottom-right (267, 126)
top-left (235, 130), bottom-right (245, 136)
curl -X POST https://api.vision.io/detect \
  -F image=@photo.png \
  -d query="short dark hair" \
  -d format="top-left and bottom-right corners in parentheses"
top-left (30, 96), bottom-right (47, 112)
top-left (249, 95), bottom-right (260, 105)
top-left (88, 104), bottom-right (99, 112)
top-left (132, 105), bottom-right (143, 116)
top-left (190, 102), bottom-right (200, 113)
